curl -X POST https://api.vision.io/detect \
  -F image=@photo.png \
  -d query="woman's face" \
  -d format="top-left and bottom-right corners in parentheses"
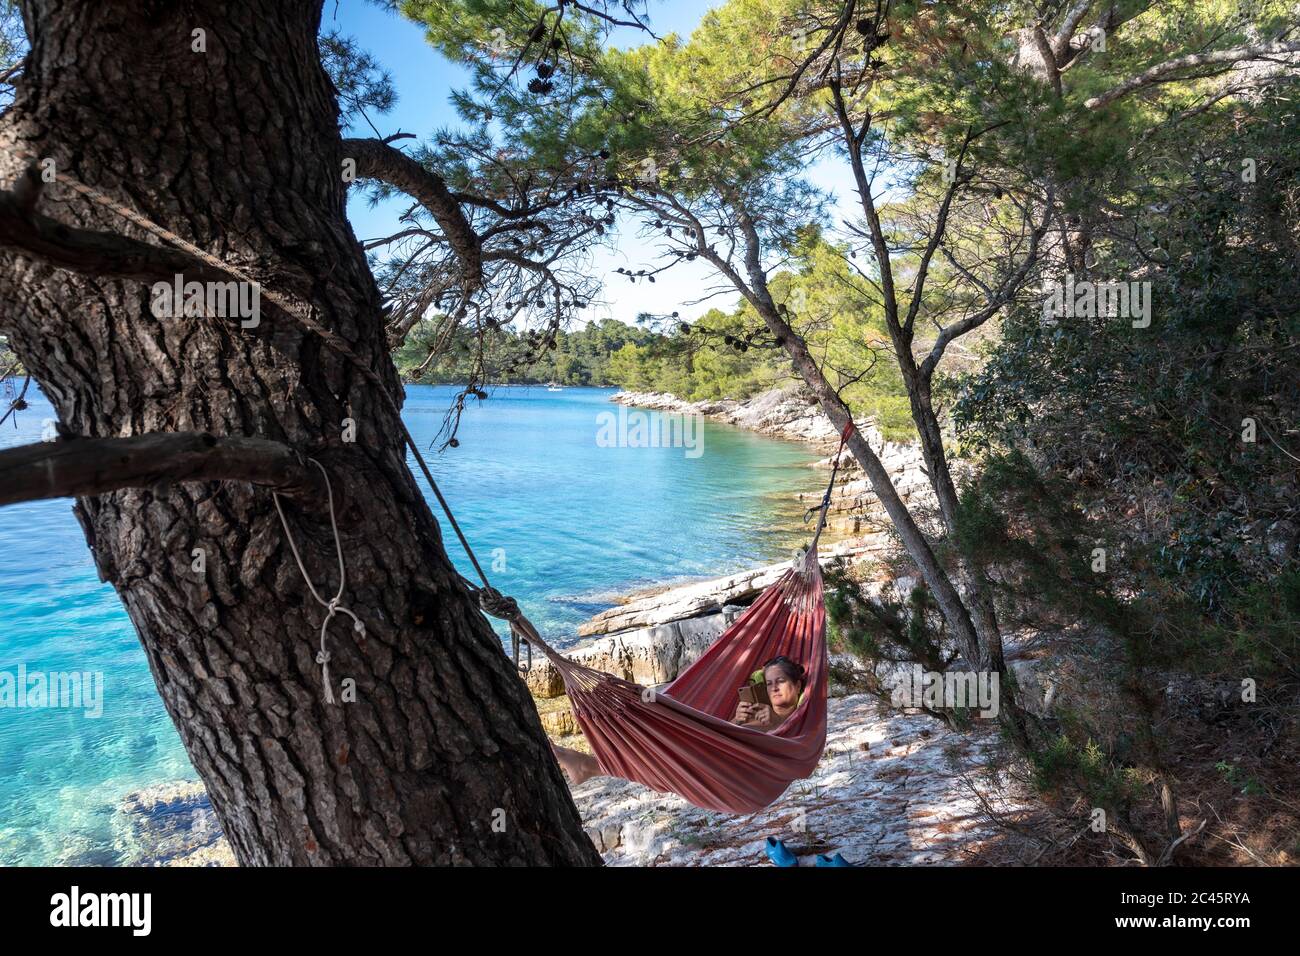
top-left (765, 666), bottom-right (801, 709)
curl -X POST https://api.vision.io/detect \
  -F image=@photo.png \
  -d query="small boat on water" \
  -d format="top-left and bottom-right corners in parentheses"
top-left (547, 382), bottom-right (563, 391)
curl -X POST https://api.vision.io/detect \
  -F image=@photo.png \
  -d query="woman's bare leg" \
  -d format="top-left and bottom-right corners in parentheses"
top-left (551, 742), bottom-right (602, 786)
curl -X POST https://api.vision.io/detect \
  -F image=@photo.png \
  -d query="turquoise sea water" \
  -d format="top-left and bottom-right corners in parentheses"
top-left (0, 382), bottom-right (819, 865)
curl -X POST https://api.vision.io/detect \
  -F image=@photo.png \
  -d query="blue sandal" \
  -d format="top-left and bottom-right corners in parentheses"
top-left (765, 837), bottom-right (798, 867)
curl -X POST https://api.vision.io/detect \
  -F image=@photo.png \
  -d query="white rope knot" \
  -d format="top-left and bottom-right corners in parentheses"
top-left (273, 458), bottom-right (365, 706)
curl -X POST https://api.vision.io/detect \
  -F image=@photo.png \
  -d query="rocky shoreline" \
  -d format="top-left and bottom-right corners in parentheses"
top-left (611, 386), bottom-right (850, 445)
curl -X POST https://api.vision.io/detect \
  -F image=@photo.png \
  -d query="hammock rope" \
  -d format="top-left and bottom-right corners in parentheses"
top-left (271, 457), bottom-right (366, 704)
top-left (10, 154), bottom-right (859, 812)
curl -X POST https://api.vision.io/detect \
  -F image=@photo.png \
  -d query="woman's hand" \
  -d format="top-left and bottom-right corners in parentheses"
top-left (734, 701), bottom-right (774, 727)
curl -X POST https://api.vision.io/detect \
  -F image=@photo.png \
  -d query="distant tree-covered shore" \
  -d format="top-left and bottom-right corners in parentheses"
top-left (395, 231), bottom-right (916, 440)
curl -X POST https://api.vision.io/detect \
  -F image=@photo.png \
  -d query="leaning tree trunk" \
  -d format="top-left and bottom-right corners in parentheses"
top-left (899, 368), bottom-right (1009, 675)
top-left (0, 0), bottom-right (599, 865)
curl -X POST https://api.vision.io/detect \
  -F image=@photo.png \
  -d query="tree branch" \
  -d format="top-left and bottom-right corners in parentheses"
top-left (829, 76), bottom-right (902, 336)
top-left (1084, 40), bottom-right (1300, 111)
top-left (0, 373), bottom-right (29, 428)
top-left (903, 124), bottom-right (1008, 336)
top-left (342, 137), bottom-right (483, 292)
top-left (0, 431), bottom-right (326, 507)
top-left (1032, 23), bottom-right (1063, 97)
top-left (1053, 0), bottom-right (1095, 59)
top-left (919, 192), bottom-right (1053, 381)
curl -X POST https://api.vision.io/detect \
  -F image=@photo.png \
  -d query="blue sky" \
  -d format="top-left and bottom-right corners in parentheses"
top-left (329, 0), bottom-right (857, 325)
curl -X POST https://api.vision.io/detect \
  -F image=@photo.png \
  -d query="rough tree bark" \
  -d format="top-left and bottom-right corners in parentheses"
top-left (0, 0), bottom-right (599, 865)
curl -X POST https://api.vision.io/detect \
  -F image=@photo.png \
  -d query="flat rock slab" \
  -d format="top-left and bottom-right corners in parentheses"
top-left (577, 541), bottom-right (879, 638)
top-left (527, 606), bottom-right (748, 697)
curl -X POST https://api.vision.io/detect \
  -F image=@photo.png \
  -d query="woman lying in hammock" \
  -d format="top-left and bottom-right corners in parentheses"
top-left (551, 656), bottom-right (808, 787)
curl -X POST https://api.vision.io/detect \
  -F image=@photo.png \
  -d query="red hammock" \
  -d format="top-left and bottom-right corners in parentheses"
top-left (524, 555), bottom-right (828, 814)
top-left (476, 425), bottom-right (852, 815)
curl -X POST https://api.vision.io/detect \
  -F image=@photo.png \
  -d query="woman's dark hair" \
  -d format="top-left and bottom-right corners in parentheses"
top-left (762, 655), bottom-right (806, 689)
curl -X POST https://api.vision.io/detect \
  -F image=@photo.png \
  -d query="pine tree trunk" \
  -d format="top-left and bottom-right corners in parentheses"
top-left (0, 0), bottom-right (600, 866)
top-left (900, 368), bottom-right (1009, 676)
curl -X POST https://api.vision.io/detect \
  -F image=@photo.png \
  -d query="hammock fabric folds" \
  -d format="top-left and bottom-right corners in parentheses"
top-left (521, 554), bottom-right (828, 814)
